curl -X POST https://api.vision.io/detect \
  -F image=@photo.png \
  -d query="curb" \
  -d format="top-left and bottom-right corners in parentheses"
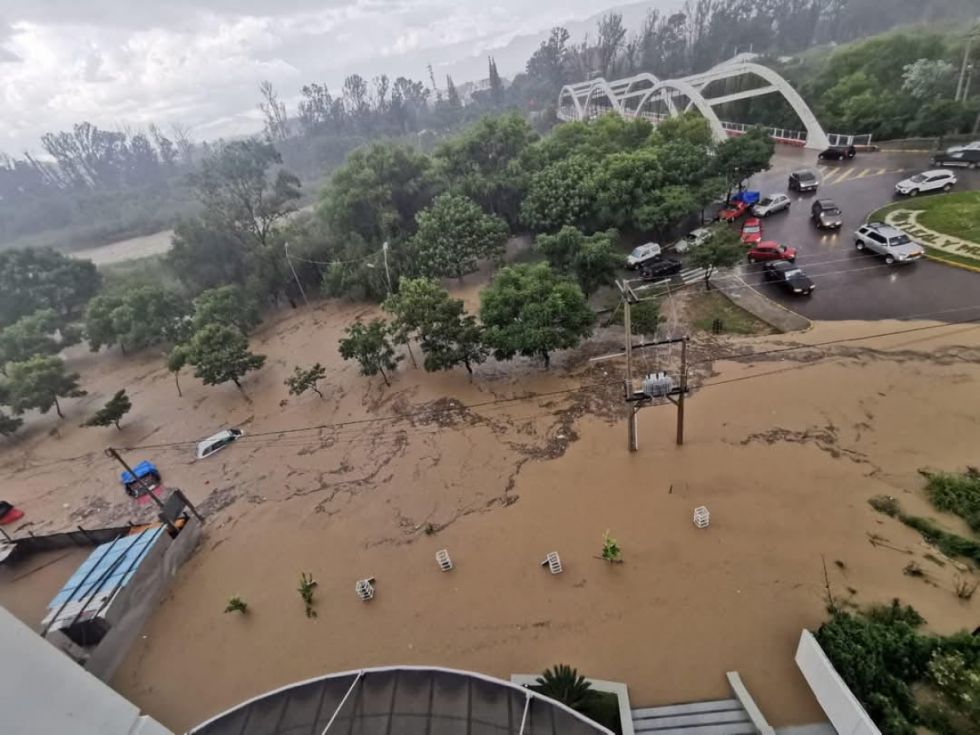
top-left (924, 252), bottom-right (980, 273)
top-left (714, 274), bottom-right (812, 334)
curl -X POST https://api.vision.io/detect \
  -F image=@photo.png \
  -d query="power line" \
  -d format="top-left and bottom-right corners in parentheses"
top-left (7, 309), bottom-right (979, 473)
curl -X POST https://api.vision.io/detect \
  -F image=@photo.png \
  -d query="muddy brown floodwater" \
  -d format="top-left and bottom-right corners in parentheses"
top-left (1, 294), bottom-right (979, 733)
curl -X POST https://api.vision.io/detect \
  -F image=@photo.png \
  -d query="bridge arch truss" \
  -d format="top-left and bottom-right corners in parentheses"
top-left (557, 56), bottom-right (830, 151)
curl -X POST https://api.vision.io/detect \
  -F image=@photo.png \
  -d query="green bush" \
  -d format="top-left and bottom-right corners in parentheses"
top-left (924, 470), bottom-right (980, 533)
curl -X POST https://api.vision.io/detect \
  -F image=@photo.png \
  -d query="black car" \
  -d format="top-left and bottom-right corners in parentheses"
top-left (640, 258), bottom-right (683, 281)
top-left (788, 169), bottom-right (819, 193)
top-left (931, 148), bottom-right (980, 169)
top-left (810, 199), bottom-right (843, 229)
top-left (763, 259), bottom-right (814, 295)
top-left (818, 144), bottom-right (856, 161)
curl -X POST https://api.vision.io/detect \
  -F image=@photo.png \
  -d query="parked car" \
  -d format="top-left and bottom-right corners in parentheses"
top-left (751, 193), bottom-right (791, 217)
top-left (197, 428), bottom-right (245, 460)
top-left (894, 169), bottom-right (957, 197)
top-left (747, 241), bottom-right (797, 263)
top-left (740, 217), bottom-right (763, 245)
top-left (763, 260), bottom-right (814, 295)
top-left (931, 148), bottom-right (980, 169)
top-left (788, 169), bottom-right (820, 192)
top-left (672, 227), bottom-right (713, 253)
top-left (810, 199), bottom-right (843, 229)
top-left (818, 144), bottom-right (856, 161)
top-left (854, 223), bottom-right (925, 264)
top-left (718, 199), bottom-right (750, 222)
top-left (640, 258), bottom-right (683, 280)
top-left (946, 140), bottom-right (980, 153)
top-left (626, 242), bottom-right (662, 270)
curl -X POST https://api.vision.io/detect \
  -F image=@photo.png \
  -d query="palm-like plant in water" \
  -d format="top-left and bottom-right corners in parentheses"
top-left (535, 664), bottom-right (593, 711)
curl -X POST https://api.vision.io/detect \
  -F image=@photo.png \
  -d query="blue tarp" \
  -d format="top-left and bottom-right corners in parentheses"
top-left (47, 525), bottom-right (165, 610)
top-left (120, 460), bottom-right (158, 486)
top-left (732, 190), bottom-right (761, 205)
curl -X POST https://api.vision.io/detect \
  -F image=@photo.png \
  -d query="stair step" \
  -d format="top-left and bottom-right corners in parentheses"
top-left (633, 710), bottom-right (751, 729)
top-left (633, 724), bottom-right (758, 735)
top-left (632, 699), bottom-right (743, 718)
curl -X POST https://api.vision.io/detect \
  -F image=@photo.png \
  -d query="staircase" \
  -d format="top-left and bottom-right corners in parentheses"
top-left (632, 697), bottom-right (758, 735)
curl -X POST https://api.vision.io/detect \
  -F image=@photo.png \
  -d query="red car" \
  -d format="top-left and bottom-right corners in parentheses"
top-left (718, 200), bottom-right (750, 222)
top-left (747, 240), bottom-right (797, 263)
top-left (740, 217), bottom-right (763, 245)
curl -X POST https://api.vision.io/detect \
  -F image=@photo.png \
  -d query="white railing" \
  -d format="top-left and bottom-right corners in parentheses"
top-left (558, 106), bottom-right (872, 149)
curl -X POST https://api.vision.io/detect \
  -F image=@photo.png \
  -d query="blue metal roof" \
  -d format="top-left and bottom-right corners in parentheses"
top-left (120, 460), bottom-right (158, 485)
top-left (47, 525), bottom-right (166, 610)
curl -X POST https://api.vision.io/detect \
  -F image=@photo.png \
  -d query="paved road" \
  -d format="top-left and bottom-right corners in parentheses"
top-left (736, 147), bottom-right (980, 323)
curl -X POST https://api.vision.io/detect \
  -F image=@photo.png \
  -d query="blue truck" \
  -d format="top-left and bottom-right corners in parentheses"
top-left (120, 460), bottom-right (161, 498)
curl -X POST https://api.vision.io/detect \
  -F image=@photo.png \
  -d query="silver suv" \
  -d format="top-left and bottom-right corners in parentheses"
top-left (854, 223), bottom-right (925, 264)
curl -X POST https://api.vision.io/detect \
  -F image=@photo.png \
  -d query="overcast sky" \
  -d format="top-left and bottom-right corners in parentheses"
top-left (0, 0), bottom-right (636, 154)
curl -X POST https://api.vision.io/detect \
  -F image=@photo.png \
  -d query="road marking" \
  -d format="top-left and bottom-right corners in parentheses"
top-left (850, 167), bottom-right (874, 180)
top-left (830, 167), bottom-right (857, 184)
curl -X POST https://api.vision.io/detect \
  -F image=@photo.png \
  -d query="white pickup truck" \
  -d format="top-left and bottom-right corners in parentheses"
top-left (854, 223), bottom-right (925, 265)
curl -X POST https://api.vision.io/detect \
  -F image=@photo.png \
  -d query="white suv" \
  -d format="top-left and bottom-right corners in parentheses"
top-left (854, 223), bottom-right (925, 264)
top-left (626, 242), bottom-right (662, 269)
top-left (894, 169), bottom-right (956, 197)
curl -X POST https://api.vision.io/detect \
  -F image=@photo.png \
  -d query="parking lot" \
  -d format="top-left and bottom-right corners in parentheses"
top-left (733, 147), bottom-right (980, 323)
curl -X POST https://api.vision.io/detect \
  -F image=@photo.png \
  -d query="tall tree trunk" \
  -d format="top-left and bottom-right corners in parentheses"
top-left (114, 419), bottom-right (121, 430)
top-left (406, 341), bottom-right (417, 368)
top-left (174, 372), bottom-right (182, 397)
top-left (379, 367), bottom-right (390, 386)
top-left (313, 385), bottom-right (324, 399)
top-left (542, 351), bottom-right (551, 369)
top-left (463, 358), bottom-right (473, 375)
top-left (54, 396), bottom-right (63, 418)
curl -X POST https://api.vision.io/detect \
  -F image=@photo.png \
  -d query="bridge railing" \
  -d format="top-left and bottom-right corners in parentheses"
top-left (558, 107), bottom-right (872, 149)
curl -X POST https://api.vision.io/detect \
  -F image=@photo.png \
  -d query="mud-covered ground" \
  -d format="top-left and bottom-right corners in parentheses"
top-left (1, 294), bottom-right (979, 732)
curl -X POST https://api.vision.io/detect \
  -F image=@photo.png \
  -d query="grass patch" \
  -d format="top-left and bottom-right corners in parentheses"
top-left (869, 495), bottom-right (900, 517)
top-left (899, 515), bottom-right (980, 566)
top-left (99, 253), bottom-right (183, 293)
top-left (689, 290), bottom-right (771, 335)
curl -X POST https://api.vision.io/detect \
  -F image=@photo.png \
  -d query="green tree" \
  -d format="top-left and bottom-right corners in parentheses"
top-left (688, 228), bottom-right (745, 290)
top-left (520, 155), bottom-right (598, 233)
top-left (382, 277), bottom-right (443, 366)
top-left (713, 126), bottom-right (774, 199)
top-left (0, 309), bottom-right (64, 370)
top-left (186, 324), bottom-right (266, 393)
top-left (902, 58), bottom-right (956, 100)
top-left (535, 665), bottom-right (593, 711)
top-left (338, 319), bottom-right (400, 386)
top-left (432, 113), bottom-right (538, 227)
top-left (166, 345), bottom-right (188, 398)
top-left (420, 310), bottom-right (487, 375)
top-left (285, 363), bottom-right (327, 399)
top-left (480, 263), bottom-right (595, 368)
top-left (167, 219), bottom-right (252, 293)
top-left (82, 389), bottom-right (132, 430)
top-left (3, 355), bottom-right (85, 418)
top-left (192, 139), bottom-right (301, 246)
top-left (84, 287), bottom-right (187, 353)
top-left (536, 227), bottom-right (621, 298)
top-left (321, 142), bottom-right (434, 245)
top-left (488, 57), bottom-right (504, 107)
top-left (0, 248), bottom-right (101, 329)
top-left (192, 285), bottom-right (262, 334)
top-left (412, 193), bottom-right (508, 280)
top-left (0, 410), bottom-right (22, 437)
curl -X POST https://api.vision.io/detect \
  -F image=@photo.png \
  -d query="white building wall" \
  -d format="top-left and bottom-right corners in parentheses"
top-left (795, 629), bottom-right (881, 735)
top-left (0, 605), bottom-right (173, 735)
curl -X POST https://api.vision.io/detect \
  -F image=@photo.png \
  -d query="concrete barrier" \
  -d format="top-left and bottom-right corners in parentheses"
top-left (795, 629), bottom-right (881, 735)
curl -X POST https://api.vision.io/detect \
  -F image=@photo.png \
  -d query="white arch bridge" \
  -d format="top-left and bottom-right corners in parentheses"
top-left (558, 55), bottom-right (868, 150)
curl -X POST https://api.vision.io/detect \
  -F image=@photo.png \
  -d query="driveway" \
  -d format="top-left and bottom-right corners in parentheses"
top-left (736, 148), bottom-right (980, 323)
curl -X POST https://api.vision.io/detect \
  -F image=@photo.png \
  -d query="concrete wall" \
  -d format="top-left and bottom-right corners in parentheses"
top-left (0, 605), bottom-right (173, 735)
top-left (85, 517), bottom-right (202, 681)
top-left (795, 629), bottom-right (881, 735)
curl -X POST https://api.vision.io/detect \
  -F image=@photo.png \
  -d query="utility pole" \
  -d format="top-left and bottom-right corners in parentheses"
top-left (105, 448), bottom-right (165, 512)
top-left (381, 241), bottom-right (393, 294)
top-left (956, 27), bottom-right (978, 102)
top-left (617, 280), bottom-right (639, 452)
top-left (284, 242), bottom-right (309, 306)
top-left (676, 338), bottom-right (688, 445)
